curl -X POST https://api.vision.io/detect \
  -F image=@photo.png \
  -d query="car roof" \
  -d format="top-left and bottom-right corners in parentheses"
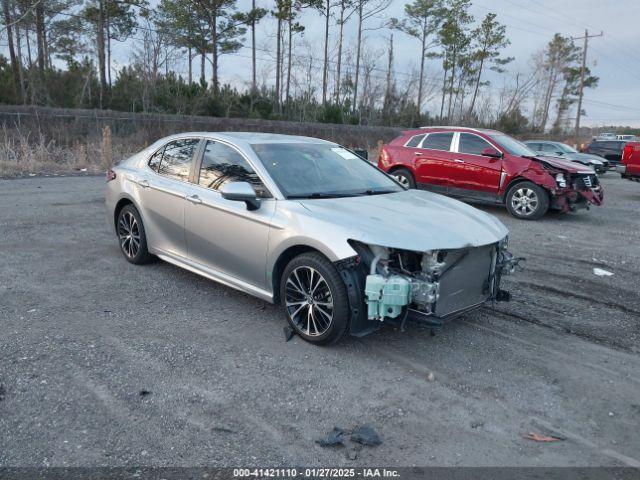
top-left (402, 126), bottom-right (503, 136)
top-left (156, 131), bottom-right (335, 146)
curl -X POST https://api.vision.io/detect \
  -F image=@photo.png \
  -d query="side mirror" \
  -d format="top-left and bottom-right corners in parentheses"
top-left (220, 181), bottom-right (260, 211)
top-left (555, 151), bottom-right (564, 156)
top-left (481, 147), bottom-right (503, 159)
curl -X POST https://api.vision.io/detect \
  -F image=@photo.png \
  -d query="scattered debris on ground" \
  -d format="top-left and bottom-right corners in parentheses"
top-left (0, 383), bottom-right (6, 401)
top-left (593, 268), bottom-right (614, 277)
top-left (283, 326), bottom-right (296, 342)
top-left (139, 390), bottom-right (152, 397)
top-left (351, 425), bottom-right (382, 446)
top-left (523, 432), bottom-right (564, 442)
top-left (316, 427), bottom-right (346, 447)
top-left (316, 425), bottom-right (383, 455)
top-left (426, 372), bottom-right (435, 382)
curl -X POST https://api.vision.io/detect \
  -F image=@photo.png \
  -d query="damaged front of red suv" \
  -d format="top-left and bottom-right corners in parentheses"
top-left (507, 155), bottom-right (604, 213)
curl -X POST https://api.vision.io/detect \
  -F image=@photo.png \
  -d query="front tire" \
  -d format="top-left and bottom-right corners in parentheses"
top-left (280, 252), bottom-right (350, 345)
top-left (391, 168), bottom-right (416, 189)
top-left (116, 205), bottom-right (153, 264)
top-left (505, 181), bottom-right (549, 220)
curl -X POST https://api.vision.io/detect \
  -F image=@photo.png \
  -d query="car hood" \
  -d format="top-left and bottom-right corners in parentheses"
top-left (297, 190), bottom-right (508, 252)
top-left (565, 152), bottom-right (606, 164)
top-left (532, 155), bottom-right (595, 173)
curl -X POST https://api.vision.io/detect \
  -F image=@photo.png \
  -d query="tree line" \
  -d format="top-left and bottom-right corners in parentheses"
top-left (0, 0), bottom-right (598, 133)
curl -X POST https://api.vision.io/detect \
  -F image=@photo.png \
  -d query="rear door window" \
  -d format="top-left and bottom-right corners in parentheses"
top-left (405, 134), bottom-right (426, 148)
top-left (458, 133), bottom-right (493, 155)
top-left (157, 139), bottom-right (200, 182)
top-left (422, 133), bottom-right (454, 151)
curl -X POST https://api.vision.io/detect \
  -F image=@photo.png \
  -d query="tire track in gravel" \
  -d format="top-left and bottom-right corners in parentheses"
top-left (515, 281), bottom-right (640, 317)
top-left (488, 305), bottom-right (637, 353)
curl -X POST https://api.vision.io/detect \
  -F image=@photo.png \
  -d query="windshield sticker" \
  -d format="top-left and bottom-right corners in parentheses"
top-left (331, 147), bottom-right (359, 160)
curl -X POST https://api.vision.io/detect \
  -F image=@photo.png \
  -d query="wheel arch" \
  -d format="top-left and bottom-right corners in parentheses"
top-left (271, 245), bottom-right (327, 304)
top-left (387, 164), bottom-right (414, 175)
top-left (503, 176), bottom-right (552, 204)
top-left (113, 197), bottom-right (135, 231)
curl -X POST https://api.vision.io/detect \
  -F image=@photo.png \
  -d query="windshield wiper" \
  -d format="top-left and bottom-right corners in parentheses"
top-left (287, 192), bottom-right (358, 199)
top-left (360, 189), bottom-right (399, 195)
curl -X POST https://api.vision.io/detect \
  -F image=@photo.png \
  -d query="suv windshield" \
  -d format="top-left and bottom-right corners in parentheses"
top-left (489, 134), bottom-right (537, 157)
top-left (251, 143), bottom-right (403, 199)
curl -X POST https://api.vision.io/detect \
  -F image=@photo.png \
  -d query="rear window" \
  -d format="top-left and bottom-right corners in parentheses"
top-left (405, 134), bottom-right (425, 148)
top-left (422, 133), bottom-right (453, 151)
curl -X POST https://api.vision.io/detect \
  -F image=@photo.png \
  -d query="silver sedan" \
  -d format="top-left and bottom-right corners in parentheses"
top-left (105, 132), bottom-right (516, 345)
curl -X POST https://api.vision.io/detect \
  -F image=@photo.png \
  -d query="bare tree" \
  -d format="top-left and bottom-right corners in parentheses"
top-left (352, 0), bottom-right (390, 114)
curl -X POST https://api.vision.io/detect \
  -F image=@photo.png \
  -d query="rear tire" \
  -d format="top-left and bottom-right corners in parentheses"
top-left (280, 252), bottom-right (350, 345)
top-left (391, 168), bottom-right (416, 189)
top-left (116, 205), bottom-right (153, 264)
top-left (505, 181), bottom-right (549, 220)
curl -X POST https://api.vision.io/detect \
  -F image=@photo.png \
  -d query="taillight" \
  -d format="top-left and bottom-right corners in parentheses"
top-left (622, 145), bottom-right (633, 165)
top-left (106, 169), bottom-right (116, 182)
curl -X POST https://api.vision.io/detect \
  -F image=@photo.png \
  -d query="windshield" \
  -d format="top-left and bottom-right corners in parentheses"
top-left (489, 134), bottom-right (537, 157)
top-left (558, 143), bottom-right (578, 153)
top-left (251, 143), bottom-right (403, 198)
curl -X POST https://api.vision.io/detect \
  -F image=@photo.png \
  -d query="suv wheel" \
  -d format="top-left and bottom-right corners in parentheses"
top-left (280, 252), bottom-right (350, 345)
top-left (505, 182), bottom-right (549, 220)
top-left (391, 168), bottom-right (416, 189)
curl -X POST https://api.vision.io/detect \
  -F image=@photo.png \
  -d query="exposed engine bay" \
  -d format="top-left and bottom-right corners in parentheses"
top-left (349, 239), bottom-right (519, 325)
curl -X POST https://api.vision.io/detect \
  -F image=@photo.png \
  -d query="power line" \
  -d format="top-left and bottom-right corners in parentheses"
top-left (582, 99), bottom-right (640, 113)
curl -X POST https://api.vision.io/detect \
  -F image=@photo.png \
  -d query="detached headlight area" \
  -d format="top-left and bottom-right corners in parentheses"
top-left (350, 239), bottom-right (519, 325)
top-left (556, 173), bottom-right (567, 188)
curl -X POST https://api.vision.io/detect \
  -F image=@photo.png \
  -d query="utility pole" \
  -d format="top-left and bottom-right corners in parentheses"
top-left (572, 29), bottom-right (603, 143)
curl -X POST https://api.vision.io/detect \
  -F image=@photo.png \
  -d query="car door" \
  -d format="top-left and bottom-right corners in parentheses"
top-left (184, 140), bottom-right (275, 290)
top-left (137, 137), bottom-right (200, 258)
top-left (450, 132), bottom-right (502, 197)
top-left (414, 132), bottom-right (455, 188)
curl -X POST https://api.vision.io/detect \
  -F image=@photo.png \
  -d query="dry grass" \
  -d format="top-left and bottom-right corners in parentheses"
top-left (0, 126), bottom-right (137, 177)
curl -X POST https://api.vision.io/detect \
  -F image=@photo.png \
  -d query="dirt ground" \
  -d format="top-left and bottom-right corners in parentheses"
top-left (1, 174), bottom-right (639, 467)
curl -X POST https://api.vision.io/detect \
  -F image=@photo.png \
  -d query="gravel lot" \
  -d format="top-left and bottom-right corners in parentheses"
top-left (1, 174), bottom-right (639, 467)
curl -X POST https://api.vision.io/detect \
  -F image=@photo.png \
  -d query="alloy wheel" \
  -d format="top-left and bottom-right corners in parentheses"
top-left (394, 174), bottom-right (410, 187)
top-left (284, 266), bottom-right (334, 337)
top-left (118, 211), bottom-right (140, 259)
top-left (511, 187), bottom-right (539, 216)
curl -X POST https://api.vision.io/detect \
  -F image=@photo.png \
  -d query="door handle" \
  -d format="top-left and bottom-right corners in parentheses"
top-left (136, 179), bottom-right (150, 188)
top-left (414, 152), bottom-right (423, 156)
top-left (454, 159), bottom-right (465, 163)
top-left (186, 194), bottom-right (202, 204)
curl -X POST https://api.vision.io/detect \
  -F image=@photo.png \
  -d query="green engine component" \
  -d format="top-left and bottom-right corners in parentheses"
top-left (364, 274), bottom-right (411, 320)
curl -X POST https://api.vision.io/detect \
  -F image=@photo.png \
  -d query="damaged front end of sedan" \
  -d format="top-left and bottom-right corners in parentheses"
top-left (337, 239), bottom-right (521, 336)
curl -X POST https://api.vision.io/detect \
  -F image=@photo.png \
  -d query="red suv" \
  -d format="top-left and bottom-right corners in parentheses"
top-left (617, 142), bottom-right (640, 182)
top-left (378, 127), bottom-right (604, 220)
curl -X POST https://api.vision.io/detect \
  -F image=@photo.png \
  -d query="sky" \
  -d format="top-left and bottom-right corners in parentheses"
top-left (3, 0), bottom-right (640, 127)
top-left (216, 0), bottom-right (640, 127)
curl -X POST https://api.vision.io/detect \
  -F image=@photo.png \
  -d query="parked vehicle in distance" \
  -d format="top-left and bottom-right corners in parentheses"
top-left (105, 132), bottom-right (517, 345)
top-left (378, 127), bottom-right (604, 220)
top-left (616, 134), bottom-right (637, 141)
top-left (524, 140), bottom-right (608, 173)
top-left (617, 142), bottom-right (640, 182)
top-left (582, 139), bottom-right (627, 166)
top-left (597, 133), bottom-right (617, 140)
